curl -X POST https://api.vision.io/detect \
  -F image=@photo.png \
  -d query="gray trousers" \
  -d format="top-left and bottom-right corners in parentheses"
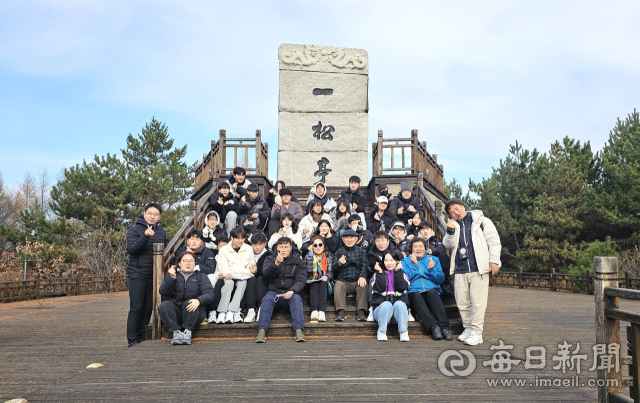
top-left (217, 279), bottom-right (247, 313)
top-left (225, 211), bottom-right (238, 233)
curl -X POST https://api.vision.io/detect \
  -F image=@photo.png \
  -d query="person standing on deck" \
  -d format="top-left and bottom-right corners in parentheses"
top-left (443, 200), bottom-right (502, 346)
top-left (126, 203), bottom-right (167, 348)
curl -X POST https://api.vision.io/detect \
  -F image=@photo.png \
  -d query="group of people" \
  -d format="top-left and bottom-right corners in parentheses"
top-left (125, 168), bottom-right (502, 348)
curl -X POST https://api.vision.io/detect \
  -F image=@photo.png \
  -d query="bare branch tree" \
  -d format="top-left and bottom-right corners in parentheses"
top-left (36, 166), bottom-right (51, 217)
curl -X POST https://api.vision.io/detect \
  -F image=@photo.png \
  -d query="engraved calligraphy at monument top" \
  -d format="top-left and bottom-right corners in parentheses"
top-left (278, 44), bottom-right (368, 187)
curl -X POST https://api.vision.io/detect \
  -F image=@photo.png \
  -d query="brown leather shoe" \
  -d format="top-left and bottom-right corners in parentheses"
top-left (294, 328), bottom-right (306, 342)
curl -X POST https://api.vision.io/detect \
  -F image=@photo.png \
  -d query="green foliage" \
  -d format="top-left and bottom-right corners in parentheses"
top-left (566, 237), bottom-right (618, 275)
top-left (444, 178), bottom-right (477, 210)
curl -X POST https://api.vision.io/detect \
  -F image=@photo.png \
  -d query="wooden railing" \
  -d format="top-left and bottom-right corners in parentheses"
top-left (194, 130), bottom-right (269, 197)
top-left (594, 257), bottom-right (640, 403)
top-left (0, 274), bottom-right (128, 303)
top-left (490, 267), bottom-right (640, 294)
top-left (416, 177), bottom-right (447, 237)
top-left (371, 129), bottom-right (444, 193)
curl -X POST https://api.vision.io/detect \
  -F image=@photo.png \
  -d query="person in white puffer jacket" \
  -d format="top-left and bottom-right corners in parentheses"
top-left (268, 213), bottom-right (303, 251)
top-left (443, 200), bottom-right (502, 347)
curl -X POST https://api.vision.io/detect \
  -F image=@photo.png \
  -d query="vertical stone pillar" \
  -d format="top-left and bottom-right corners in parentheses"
top-left (278, 44), bottom-right (369, 186)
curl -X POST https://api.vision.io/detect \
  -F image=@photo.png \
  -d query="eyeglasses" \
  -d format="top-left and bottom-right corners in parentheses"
top-left (312, 243), bottom-right (324, 248)
top-left (181, 259), bottom-right (195, 264)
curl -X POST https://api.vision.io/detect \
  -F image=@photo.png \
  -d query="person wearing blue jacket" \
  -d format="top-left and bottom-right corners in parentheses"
top-left (401, 238), bottom-right (453, 341)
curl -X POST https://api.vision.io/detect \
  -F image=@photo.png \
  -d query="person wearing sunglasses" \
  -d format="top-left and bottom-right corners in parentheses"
top-left (305, 235), bottom-right (334, 322)
top-left (158, 251), bottom-right (214, 346)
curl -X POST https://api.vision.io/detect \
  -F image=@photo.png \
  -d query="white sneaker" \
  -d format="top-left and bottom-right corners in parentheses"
top-left (377, 330), bottom-right (388, 341)
top-left (458, 328), bottom-right (472, 342)
top-left (207, 311), bottom-right (217, 323)
top-left (399, 331), bottom-right (410, 342)
top-left (366, 307), bottom-right (374, 322)
top-left (224, 311), bottom-right (234, 323)
top-left (216, 312), bottom-right (226, 324)
top-left (244, 309), bottom-right (256, 322)
top-left (232, 312), bottom-right (243, 323)
top-left (464, 331), bottom-right (483, 346)
top-left (310, 310), bottom-right (318, 322)
top-left (407, 312), bottom-right (416, 322)
top-left (318, 311), bottom-right (326, 322)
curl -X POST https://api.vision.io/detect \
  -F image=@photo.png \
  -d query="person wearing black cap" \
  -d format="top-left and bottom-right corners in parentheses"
top-left (238, 183), bottom-right (270, 232)
top-left (226, 167), bottom-right (252, 200)
top-left (172, 229), bottom-right (217, 275)
top-left (126, 203), bottom-right (167, 348)
top-left (332, 228), bottom-right (369, 321)
top-left (377, 183), bottom-right (395, 202)
top-left (339, 175), bottom-right (368, 230)
top-left (389, 181), bottom-right (425, 225)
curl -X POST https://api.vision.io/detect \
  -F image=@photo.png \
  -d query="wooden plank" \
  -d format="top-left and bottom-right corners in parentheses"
top-left (606, 287), bottom-right (640, 301)
top-left (609, 392), bottom-right (634, 403)
top-left (631, 323), bottom-right (640, 401)
top-left (606, 308), bottom-right (640, 325)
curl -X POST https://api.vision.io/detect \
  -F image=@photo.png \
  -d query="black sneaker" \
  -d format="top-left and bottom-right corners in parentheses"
top-left (335, 309), bottom-right (347, 321)
top-left (441, 327), bottom-right (454, 341)
top-left (127, 340), bottom-right (139, 348)
top-left (431, 325), bottom-right (443, 340)
top-left (356, 309), bottom-right (367, 321)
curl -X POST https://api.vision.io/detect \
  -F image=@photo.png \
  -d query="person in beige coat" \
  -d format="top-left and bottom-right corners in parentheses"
top-left (443, 200), bottom-right (501, 346)
top-left (210, 227), bottom-right (255, 324)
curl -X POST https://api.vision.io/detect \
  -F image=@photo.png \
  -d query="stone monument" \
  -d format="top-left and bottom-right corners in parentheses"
top-left (277, 44), bottom-right (369, 187)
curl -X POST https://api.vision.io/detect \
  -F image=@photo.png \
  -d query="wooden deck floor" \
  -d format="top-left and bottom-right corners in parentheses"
top-left (1, 287), bottom-right (638, 402)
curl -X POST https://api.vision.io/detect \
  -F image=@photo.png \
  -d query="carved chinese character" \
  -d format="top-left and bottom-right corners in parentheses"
top-left (314, 157), bottom-right (332, 182)
top-left (312, 121), bottom-right (335, 141)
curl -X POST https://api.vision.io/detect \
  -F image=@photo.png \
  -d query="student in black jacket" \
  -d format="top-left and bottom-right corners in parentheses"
top-left (366, 195), bottom-right (396, 233)
top-left (255, 237), bottom-right (307, 343)
top-left (208, 182), bottom-right (239, 233)
top-left (389, 181), bottom-right (425, 225)
top-left (202, 211), bottom-right (227, 252)
top-left (240, 232), bottom-right (273, 323)
top-left (371, 250), bottom-right (411, 341)
top-left (338, 175), bottom-right (368, 230)
top-left (158, 251), bottom-right (215, 345)
top-left (173, 230), bottom-right (216, 275)
top-left (126, 203), bottom-right (167, 348)
top-left (237, 183), bottom-right (270, 232)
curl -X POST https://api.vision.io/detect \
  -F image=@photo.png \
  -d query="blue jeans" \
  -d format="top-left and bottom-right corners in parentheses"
top-left (257, 291), bottom-right (304, 332)
top-left (373, 301), bottom-right (408, 333)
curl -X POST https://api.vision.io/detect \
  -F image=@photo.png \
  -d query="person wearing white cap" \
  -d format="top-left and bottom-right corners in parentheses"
top-left (367, 195), bottom-right (396, 233)
top-left (389, 221), bottom-right (409, 256)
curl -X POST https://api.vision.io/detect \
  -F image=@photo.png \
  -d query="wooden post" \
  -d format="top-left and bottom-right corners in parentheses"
top-left (434, 200), bottom-right (443, 220)
top-left (594, 256), bottom-right (622, 402)
top-left (152, 243), bottom-right (165, 340)
top-left (411, 129), bottom-right (418, 175)
top-left (631, 324), bottom-right (640, 402)
top-left (219, 129), bottom-right (227, 176)
top-left (586, 270), bottom-right (592, 294)
top-left (255, 130), bottom-right (262, 176)
top-left (518, 267), bottom-right (523, 289)
top-left (264, 143), bottom-right (269, 178)
top-left (114, 272), bottom-right (120, 292)
top-left (376, 130), bottom-right (383, 176)
top-left (76, 273), bottom-right (82, 296)
top-left (34, 274), bottom-right (40, 299)
top-left (626, 271), bottom-right (630, 289)
top-left (189, 200), bottom-right (198, 229)
top-left (550, 268), bottom-right (556, 291)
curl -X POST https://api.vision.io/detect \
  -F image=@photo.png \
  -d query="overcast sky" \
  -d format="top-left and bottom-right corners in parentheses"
top-left (1, 0), bottom-right (638, 193)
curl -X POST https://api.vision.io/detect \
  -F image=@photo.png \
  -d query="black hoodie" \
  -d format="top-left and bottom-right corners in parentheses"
top-left (126, 216), bottom-right (167, 278)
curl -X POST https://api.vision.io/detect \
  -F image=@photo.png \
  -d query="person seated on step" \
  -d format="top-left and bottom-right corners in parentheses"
top-left (209, 228), bottom-right (254, 324)
top-left (366, 231), bottom-right (413, 322)
top-left (305, 181), bottom-right (337, 217)
top-left (208, 182), bottom-right (239, 233)
top-left (268, 213), bottom-right (303, 252)
top-left (299, 199), bottom-right (333, 247)
top-left (417, 221), bottom-right (453, 296)
top-left (240, 232), bottom-right (273, 323)
top-left (159, 251), bottom-right (214, 346)
top-left (312, 219), bottom-right (339, 254)
top-left (304, 235), bottom-right (334, 323)
top-left (202, 211), bottom-right (228, 254)
top-left (389, 181), bottom-right (425, 226)
top-left (255, 237), bottom-right (307, 343)
top-left (405, 211), bottom-right (425, 241)
top-left (400, 237), bottom-right (453, 341)
top-left (240, 217), bottom-right (260, 245)
top-left (336, 215), bottom-right (374, 251)
top-left (173, 229), bottom-right (216, 275)
top-left (269, 187), bottom-right (304, 235)
top-left (237, 183), bottom-right (270, 233)
top-left (338, 175), bottom-right (367, 230)
top-left (226, 166), bottom-right (252, 202)
top-left (366, 195), bottom-right (396, 234)
top-left (266, 180), bottom-right (299, 209)
top-left (376, 183), bottom-right (395, 203)
top-left (332, 197), bottom-right (353, 236)
top-left (372, 250), bottom-right (411, 342)
top-left (204, 234), bottom-right (231, 323)
top-left (389, 221), bottom-right (409, 256)
top-left (332, 229), bottom-right (369, 322)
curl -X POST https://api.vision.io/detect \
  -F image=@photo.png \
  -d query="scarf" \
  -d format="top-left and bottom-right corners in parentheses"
top-left (312, 253), bottom-right (328, 279)
top-left (384, 270), bottom-right (395, 293)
